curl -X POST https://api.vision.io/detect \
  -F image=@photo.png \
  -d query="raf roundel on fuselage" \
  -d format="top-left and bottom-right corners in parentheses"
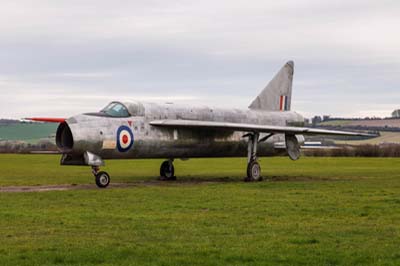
top-left (117, 125), bottom-right (134, 152)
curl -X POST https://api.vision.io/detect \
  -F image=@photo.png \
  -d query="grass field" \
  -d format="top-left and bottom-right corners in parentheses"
top-left (0, 123), bottom-right (57, 142)
top-left (0, 155), bottom-right (400, 265)
top-left (335, 131), bottom-right (400, 145)
top-left (318, 120), bottom-right (353, 126)
top-left (319, 119), bottom-right (400, 128)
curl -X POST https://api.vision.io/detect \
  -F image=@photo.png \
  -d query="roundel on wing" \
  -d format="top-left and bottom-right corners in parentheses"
top-left (117, 125), bottom-right (134, 152)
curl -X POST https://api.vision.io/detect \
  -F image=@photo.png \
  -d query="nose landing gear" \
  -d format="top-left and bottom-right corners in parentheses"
top-left (92, 166), bottom-right (110, 188)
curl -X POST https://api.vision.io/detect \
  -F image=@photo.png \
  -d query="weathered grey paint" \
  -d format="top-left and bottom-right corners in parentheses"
top-left (249, 61), bottom-right (293, 111)
top-left (55, 61), bottom-right (371, 166)
top-left (61, 102), bottom-right (304, 162)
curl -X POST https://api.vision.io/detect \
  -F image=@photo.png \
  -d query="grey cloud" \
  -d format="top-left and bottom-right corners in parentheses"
top-left (0, 0), bottom-right (399, 118)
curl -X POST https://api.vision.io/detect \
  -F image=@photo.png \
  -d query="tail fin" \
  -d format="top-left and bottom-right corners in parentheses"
top-left (249, 61), bottom-right (294, 111)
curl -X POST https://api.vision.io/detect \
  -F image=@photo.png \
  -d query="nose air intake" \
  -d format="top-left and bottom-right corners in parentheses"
top-left (56, 122), bottom-right (73, 152)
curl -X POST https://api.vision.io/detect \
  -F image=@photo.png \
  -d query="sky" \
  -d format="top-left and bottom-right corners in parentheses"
top-left (0, 0), bottom-right (399, 119)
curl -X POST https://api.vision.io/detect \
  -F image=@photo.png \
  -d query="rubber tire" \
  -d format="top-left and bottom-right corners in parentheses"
top-left (245, 160), bottom-right (262, 182)
top-left (95, 171), bottom-right (110, 188)
top-left (160, 161), bottom-right (175, 180)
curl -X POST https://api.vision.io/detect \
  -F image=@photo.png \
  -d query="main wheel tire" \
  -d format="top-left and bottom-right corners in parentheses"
top-left (95, 171), bottom-right (110, 188)
top-left (245, 160), bottom-right (262, 182)
top-left (159, 161), bottom-right (175, 180)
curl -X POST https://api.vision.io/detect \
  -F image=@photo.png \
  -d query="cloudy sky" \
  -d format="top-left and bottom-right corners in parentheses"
top-left (1, 0), bottom-right (399, 119)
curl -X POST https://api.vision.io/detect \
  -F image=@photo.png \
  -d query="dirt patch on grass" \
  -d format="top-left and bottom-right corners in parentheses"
top-left (0, 176), bottom-right (353, 192)
top-left (268, 176), bottom-right (348, 182)
top-left (0, 183), bottom-right (138, 193)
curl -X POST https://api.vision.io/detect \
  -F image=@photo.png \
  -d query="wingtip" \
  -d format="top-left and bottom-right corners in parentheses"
top-left (358, 132), bottom-right (379, 138)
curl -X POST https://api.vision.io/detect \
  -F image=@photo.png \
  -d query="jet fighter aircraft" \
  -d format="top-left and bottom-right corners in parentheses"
top-left (28, 61), bottom-right (373, 188)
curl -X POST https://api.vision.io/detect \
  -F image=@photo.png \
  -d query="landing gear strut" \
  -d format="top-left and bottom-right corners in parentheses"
top-left (92, 166), bottom-right (110, 188)
top-left (245, 132), bottom-right (262, 182)
top-left (159, 159), bottom-right (176, 180)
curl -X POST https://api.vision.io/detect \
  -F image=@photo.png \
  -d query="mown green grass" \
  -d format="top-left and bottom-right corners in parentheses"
top-left (2, 154), bottom-right (400, 186)
top-left (0, 155), bottom-right (400, 265)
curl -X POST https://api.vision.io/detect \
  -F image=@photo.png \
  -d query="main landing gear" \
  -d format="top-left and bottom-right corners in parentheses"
top-left (245, 132), bottom-right (263, 182)
top-left (92, 166), bottom-right (110, 188)
top-left (159, 159), bottom-right (176, 180)
top-left (157, 133), bottom-right (268, 182)
top-left (87, 132), bottom-right (267, 185)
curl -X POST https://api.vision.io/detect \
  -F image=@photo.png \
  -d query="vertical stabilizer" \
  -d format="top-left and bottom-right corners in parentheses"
top-left (249, 61), bottom-right (294, 111)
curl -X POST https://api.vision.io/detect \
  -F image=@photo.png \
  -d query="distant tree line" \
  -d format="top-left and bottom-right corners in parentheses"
top-left (392, 110), bottom-right (400, 118)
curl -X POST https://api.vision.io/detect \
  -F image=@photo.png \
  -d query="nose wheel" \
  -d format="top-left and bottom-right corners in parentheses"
top-left (92, 166), bottom-right (110, 188)
top-left (159, 160), bottom-right (176, 180)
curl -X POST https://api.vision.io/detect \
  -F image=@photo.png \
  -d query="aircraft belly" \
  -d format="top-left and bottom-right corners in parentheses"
top-left (83, 111), bottom-right (291, 160)
top-left (99, 138), bottom-right (276, 159)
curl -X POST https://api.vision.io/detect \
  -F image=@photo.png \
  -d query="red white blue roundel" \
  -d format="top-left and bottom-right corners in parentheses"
top-left (117, 125), bottom-right (134, 152)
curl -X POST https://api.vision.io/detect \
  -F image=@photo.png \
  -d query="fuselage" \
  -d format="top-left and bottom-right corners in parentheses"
top-left (45, 62), bottom-right (368, 187)
top-left (56, 101), bottom-right (304, 159)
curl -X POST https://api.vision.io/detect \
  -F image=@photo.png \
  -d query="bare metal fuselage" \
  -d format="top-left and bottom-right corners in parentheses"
top-left (58, 102), bottom-right (304, 160)
top-left (41, 61), bottom-right (372, 187)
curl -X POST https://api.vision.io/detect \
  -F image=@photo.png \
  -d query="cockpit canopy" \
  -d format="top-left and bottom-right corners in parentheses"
top-left (100, 102), bottom-right (130, 117)
top-left (99, 101), bottom-right (145, 117)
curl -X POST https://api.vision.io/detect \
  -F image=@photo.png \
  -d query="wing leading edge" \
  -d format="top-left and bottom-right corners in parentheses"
top-left (150, 119), bottom-right (375, 137)
top-left (25, 117), bottom-right (66, 123)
